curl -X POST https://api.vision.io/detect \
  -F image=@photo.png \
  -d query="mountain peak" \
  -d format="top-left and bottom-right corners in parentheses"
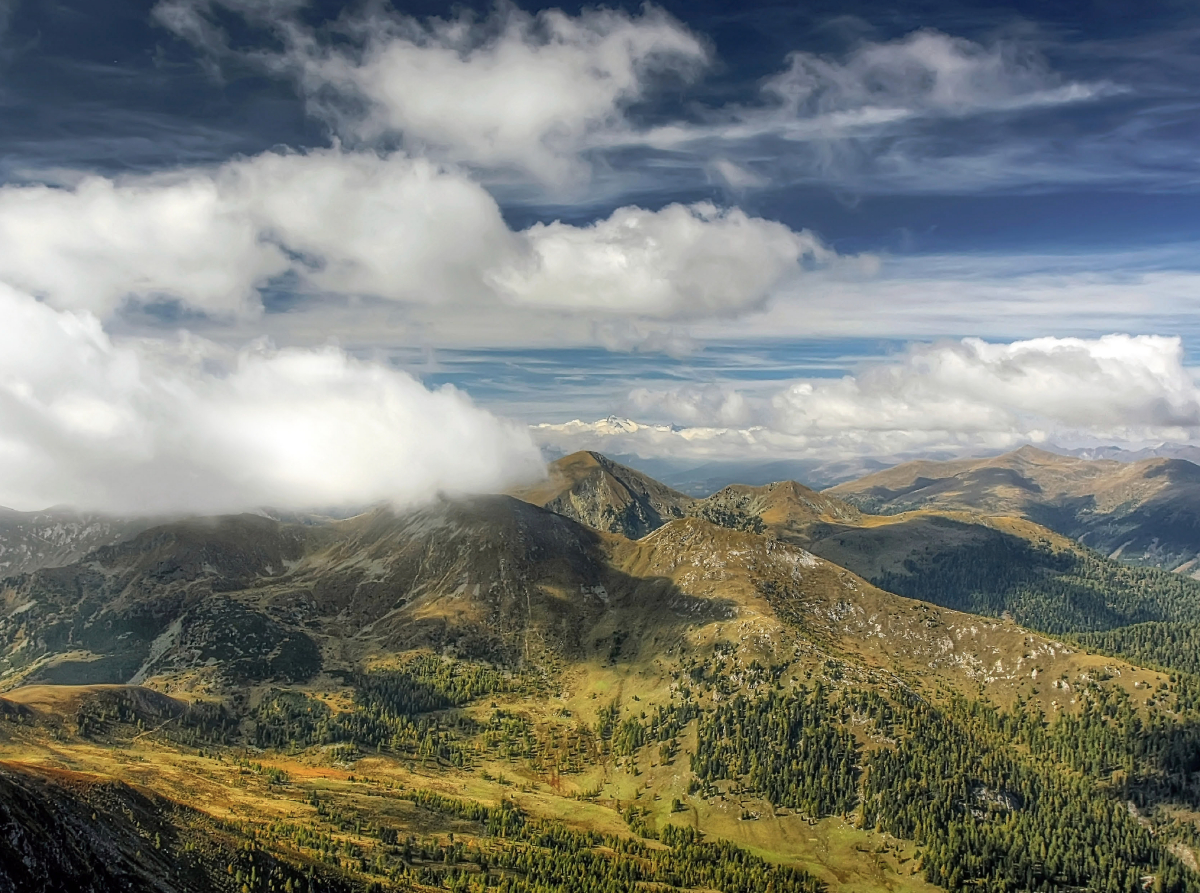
top-left (557, 449), bottom-right (608, 469)
top-left (511, 451), bottom-right (693, 539)
top-left (1007, 444), bottom-right (1065, 462)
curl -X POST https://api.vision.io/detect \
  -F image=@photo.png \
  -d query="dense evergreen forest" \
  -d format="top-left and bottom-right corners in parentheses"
top-left (1077, 622), bottom-right (1200, 677)
top-left (855, 687), bottom-right (1200, 892)
top-left (871, 532), bottom-right (1200, 634)
top-left (692, 684), bottom-right (858, 817)
top-left (682, 672), bottom-right (1200, 891)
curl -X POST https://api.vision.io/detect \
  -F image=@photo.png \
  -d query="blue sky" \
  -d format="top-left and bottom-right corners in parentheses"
top-left (4, 0), bottom-right (1200, 511)
top-left (10, 1), bottom-right (1200, 240)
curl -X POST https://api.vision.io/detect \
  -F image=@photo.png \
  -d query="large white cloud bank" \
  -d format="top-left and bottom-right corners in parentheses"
top-left (538, 335), bottom-right (1200, 460)
top-left (154, 1), bottom-right (707, 184)
top-left (0, 149), bottom-right (820, 322)
top-left (0, 285), bottom-right (542, 514)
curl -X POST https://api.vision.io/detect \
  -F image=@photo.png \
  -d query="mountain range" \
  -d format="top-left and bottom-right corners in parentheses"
top-left (830, 445), bottom-right (1200, 574)
top-left (2, 448), bottom-right (1200, 893)
top-left (0, 507), bottom-right (158, 577)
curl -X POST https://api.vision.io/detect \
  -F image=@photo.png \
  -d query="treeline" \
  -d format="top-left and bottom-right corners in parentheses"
top-left (249, 652), bottom-right (520, 761)
top-left (873, 532), bottom-right (1200, 634)
top-left (1020, 681), bottom-right (1200, 808)
top-left (354, 654), bottom-right (534, 714)
top-left (249, 656), bottom-right (592, 774)
top-left (251, 687), bottom-right (474, 765)
top-left (74, 690), bottom-right (240, 747)
top-left (315, 786), bottom-right (826, 893)
top-left (1077, 622), bottom-right (1200, 677)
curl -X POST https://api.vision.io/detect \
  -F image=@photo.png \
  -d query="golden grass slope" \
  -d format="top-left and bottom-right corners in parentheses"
top-left (828, 445), bottom-right (1200, 573)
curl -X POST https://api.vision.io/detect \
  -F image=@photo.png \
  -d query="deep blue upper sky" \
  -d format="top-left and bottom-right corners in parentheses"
top-left (6, 0), bottom-right (1200, 256)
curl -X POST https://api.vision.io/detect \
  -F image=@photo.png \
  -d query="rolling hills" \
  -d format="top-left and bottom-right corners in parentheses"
top-left (669, 473), bottom-right (1200, 646)
top-left (2, 492), bottom-right (1100, 697)
top-left (520, 450), bottom-right (1200, 664)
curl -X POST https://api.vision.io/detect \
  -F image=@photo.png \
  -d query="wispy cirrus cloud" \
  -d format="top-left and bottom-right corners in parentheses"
top-left (152, 2), bottom-right (1122, 198)
top-left (630, 29), bottom-right (1126, 197)
top-left (705, 248), bottom-right (1200, 343)
top-left (642, 29), bottom-right (1114, 149)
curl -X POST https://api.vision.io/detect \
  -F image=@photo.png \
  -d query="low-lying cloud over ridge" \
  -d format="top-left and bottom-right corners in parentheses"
top-left (0, 143), bottom-right (824, 513)
top-left (0, 284), bottom-right (542, 514)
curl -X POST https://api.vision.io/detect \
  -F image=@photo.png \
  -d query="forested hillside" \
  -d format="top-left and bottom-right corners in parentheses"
top-left (859, 520), bottom-right (1200, 634)
top-left (1, 459), bottom-right (1199, 893)
top-left (1077, 622), bottom-right (1200, 676)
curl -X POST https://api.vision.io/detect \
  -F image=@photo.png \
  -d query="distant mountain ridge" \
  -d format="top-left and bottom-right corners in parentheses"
top-left (514, 453), bottom-right (867, 538)
top-left (510, 451), bottom-right (1200, 643)
top-left (674, 472), bottom-right (1200, 637)
top-left (1, 481), bottom-right (1115, 696)
top-left (9, 448), bottom-right (1200, 693)
top-left (828, 445), bottom-right (1200, 575)
top-left (0, 507), bottom-right (158, 577)
top-left (1052, 442), bottom-right (1200, 464)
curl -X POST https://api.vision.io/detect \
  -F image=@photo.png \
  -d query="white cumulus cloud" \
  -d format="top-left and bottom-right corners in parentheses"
top-left (155, 1), bottom-right (707, 185)
top-left (0, 284), bottom-right (542, 514)
top-left (769, 335), bottom-right (1200, 438)
top-left (0, 172), bottom-right (287, 317)
top-left (0, 150), bottom-right (517, 317)
top-left (0, 149), bottom-right (826, 326)
top-left (496, 203), bottom-right (827, 319)
top-left (538, 335), bottom-right (1200, 462)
